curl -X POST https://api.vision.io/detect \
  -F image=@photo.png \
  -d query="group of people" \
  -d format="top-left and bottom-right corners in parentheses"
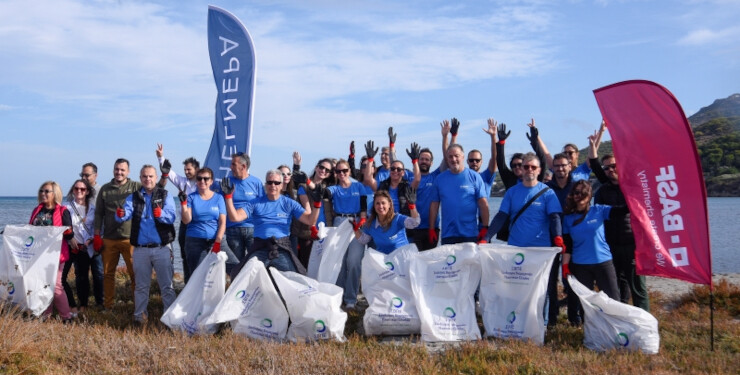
top-left (30, 117), bottom-right (648, 326)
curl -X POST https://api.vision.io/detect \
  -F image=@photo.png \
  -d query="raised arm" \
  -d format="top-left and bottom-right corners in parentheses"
top-left (406, 142), bottom-right (422, 189)
top-left (527, 118), bottom-right (553, 172)
top-left (388, 127), bottom-right (398, 163)
top-left (439, 119), bottom-right (451, 172)
top-left (221, 178), bottom-right (248, 222)
top-left (297, 185), bottom-right (323, 226)
top-left (363, 140), bottom-right (379, 191)
top-left (496, 123), bottom-right (517, 189)
top-left (589, 129), bottom-right (609, 184)
top-left (483, 118), bottom-right (498, 173)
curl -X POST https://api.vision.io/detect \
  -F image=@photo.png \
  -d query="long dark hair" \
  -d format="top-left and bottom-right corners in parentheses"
top-left (277, 164), bottom-right (296, 198)
top-left (310, 158), bottom-right (335, 187)
top-left (564, 180), bottom-right (592, 226)
top-left (66, 179), bottom-right (95, 211)
top-left (368, 190), bottom-right (395, 230)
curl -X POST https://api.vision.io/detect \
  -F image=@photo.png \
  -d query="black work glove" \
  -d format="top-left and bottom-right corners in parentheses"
top-left (450, 118), bottom-right (460, 136)
top-left (365, 140), bottom-right (378, 160)
top-left (178, 191), bottom-right (187, 204)
top-left (388, 126), bottom-right (397, 146)
top-left (497, 123), bottom-right (510, 143)
top-left (220, 178), bottom-right (234, 197)
top-left (349, 141), bottom-right (355, 158)
top-left (161, 159), bottom-right (171, 176)
top-left (526, 126), bottom-right (539, 143)
top-left (309, 184), bottom-right (324, 203)
top-left (292, 170), bottom-right (308, 185)
top-left (405, 188), bottom-right (417, 205)
top-left (406, 142), bottom-right (420, 162)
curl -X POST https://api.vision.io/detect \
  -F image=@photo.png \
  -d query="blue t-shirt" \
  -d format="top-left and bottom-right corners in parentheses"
top-left (361, 214), bottom-right (410, 254)
top-left (328, 182), bottom-right (366, 215)
top-left (416, 168), bottom-right (441, 229)
top-left (563, 204), bottom-right (613, 265)
top-left (298, 185), bottom-right (327, 226)
top-left (571, 162), bottom-right (591, 182)
top-left (431, 168), bottom-right (486, 238)
top-left (244, 195), bottom-right (305, 239)
top-left (185, 193), bottom-right (226, 239)
top-left (376, 167), bottom-right (414, 184)
top-left (500, 182), bottom-right (562, 247)
top-left (479, 168), bottom-right (496, 197)
top-left (388, 186), bottom-right (400, 212)
top-left (215, 175), bottom-right (264, 228)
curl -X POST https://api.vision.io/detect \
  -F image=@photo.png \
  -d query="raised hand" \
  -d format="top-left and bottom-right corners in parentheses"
top-left (450, 117), bottom-right (460, 136)
top-left (349, 141), bottom-right (355, 158)
top-left (365, 140), bottom-right (378, 160)
top-left (220, 178), bottom-right (234, 198)
top-left (292, 151), bottom-right (301, 166)
top-left (406, 142), bottom-right (420, 163)
top-left (160, 159), bottom-right (171, 176)
top-left (497, 123), bottom-right (511, 143)
top-left (156, 143), bottom-right (164, 158)
top-left (388, 126), bottom-right (397, 147)
top-left (178, 191), bottom-right (187, 204)
top-left (484, 118), bottom-right (497, 137)
top-left (440, 119), bottom-right (451, 137)
top-left (526, 118), bottom-right (538, 142)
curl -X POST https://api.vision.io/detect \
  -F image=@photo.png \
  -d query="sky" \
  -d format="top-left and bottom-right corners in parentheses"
top-left (0, 0), bottom-right (738, 196)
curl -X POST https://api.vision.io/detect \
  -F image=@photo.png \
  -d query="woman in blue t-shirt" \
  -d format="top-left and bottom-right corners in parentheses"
top-left (355, 190), bottom-right (420, 254)
top-left (561, 180), bottom-right (623, 300)
top-left (180, 167), bottom-right (226, 277)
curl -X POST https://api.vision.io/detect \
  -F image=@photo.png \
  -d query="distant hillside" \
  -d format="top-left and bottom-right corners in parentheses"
top-left (688, 93), bottom-right (740, 126)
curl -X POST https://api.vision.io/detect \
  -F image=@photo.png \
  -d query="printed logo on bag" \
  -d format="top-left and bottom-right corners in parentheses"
top-left (261, 318), bottom-right (273, 328)
top-left (385, 261), bottom-right (395, 271)
top-left (513, 252), bottom-right (525, 265)
top-left (616, 332), bottom-right (630, 347)
top-left (24, 236), bottom-right (34, 247)
top-left (391, 297), bottom-right (403, 308)
top-left (507, 311), bottom-right (516, 324)
top-left (445, 255), bottom-right (457, 266)
top-left (7, 282), bottom-right (14, 295)
top-left (314, 319), bottom-right (327, 333)
top-left (443, 307), bottom-right (456, 319)
top-left (236, 290), bottom-right (247, 299)
top-left (589, 302), bottom-right (604, 312)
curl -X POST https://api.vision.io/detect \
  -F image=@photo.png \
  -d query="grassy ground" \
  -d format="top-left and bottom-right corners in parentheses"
top-left (0, 268), bottom-right (737, 374)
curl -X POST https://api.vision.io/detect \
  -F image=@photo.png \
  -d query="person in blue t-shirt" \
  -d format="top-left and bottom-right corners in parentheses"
top-left (561, 180), bottom-right (622, 302)
top-left (355, 190), bottom-right (420, 254)
top-left (221, 170), bottom-right (321, 276)
top-left (429, 144), bottom-right (490, 245)
top-left (179, 167), bottom-right (226, 280)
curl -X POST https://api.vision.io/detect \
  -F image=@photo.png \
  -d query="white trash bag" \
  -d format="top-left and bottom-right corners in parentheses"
top-left (269, 267), bottom-right (347, 342)
top-left (568, 275), bottom-right (660, 354)
top-left (0, 225), bottom-right (65, 316)
top-left (204, 257), bottom-right (289, 341)
top-left (306, 219), bottom-right (355, 283)
top-left (361, 243), bottom-right (421, 336)
top-left (161, 251), bottom-right (227, 335)
top-left (478, 243), bottom-right (559, 345)
top-left (409, 243), bottom-right (481, 342)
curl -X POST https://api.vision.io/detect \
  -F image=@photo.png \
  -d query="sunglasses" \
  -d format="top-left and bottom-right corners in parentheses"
top-left (572, 190), bottom-right (589, 197)
top-left (282, 172), bottom-right (292, 177)
top-left (196, 176), bottom-right (211, 181)
top-left (553, 163), bottom-right (570, 169)
top-left (390, 167), bottom-right (404, 172)
top-left (317, 165), bottom-right (331, 172)
top-left (522, 165), bottom-right (538, 171)
top-left (39, 189), bottom-right (53, 194)
top-left (603, 164), bottom-right (617, 171)
top-left (468, 158), bottom-right (482, 163)
top-left (511, 163), bottom-right (523, 169)
top-left (73, 187), bottom-right (87, 192)
top-left (266, 180), bottom-right (282, 186)
top-left (79, 173), bottom-right (94, 178)
top-left (335, 168), bottom-right (350, 174)
top-left (563, 150), bottom-right (577, 155)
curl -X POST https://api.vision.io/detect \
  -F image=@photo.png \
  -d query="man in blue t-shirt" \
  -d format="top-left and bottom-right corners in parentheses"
top-left (429, 144), bottom-right (489, 245)
top-left (213, 153), bottom-right (265, 275)
top-left (407, 147), bottom-right (443, 250)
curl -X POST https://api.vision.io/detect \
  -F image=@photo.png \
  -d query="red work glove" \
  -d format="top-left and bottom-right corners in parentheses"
top-left (211, 241), bottom-right (221, 253)
top-left (553, 235), bottom-right (566, 253)
top-left (562, 263), bottom-right (570, 277)
top-left (476, 227), bottom-right (488, 244)
top-left (428, 228), bottom-right (438, 245)
top-left (352, 218), bottom-right (366, 232)
top-left (116, 207), bottom-right (125, 218)
top-left (310, 225), bottom-right (319, 240)
top-left (93, 235), bottom-right (103, 252)
top-left (153, 206), bottom-right (162, 218)
top-left (313, 200), bottom-right (322, 208)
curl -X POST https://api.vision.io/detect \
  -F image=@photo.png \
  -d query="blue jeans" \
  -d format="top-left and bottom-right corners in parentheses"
top-left (333, 216), bottom-right (366, 306)
top-left (132, 245), bottom-right (176, 320)
top-left (73, 249), bottom-right (104, 307)
top-left (249, 248), bottom-right (297, 273)
top-left (184, 236), bottom-right (214, 277)
top-left (225, 226), bottom-right (254, 275)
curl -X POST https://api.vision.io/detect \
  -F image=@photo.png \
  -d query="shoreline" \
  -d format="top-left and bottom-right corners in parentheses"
top-left (646, 273), bottom-right (739, 298)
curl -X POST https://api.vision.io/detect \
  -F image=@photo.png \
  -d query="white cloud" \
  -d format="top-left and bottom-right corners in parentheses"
top-left (0, 104), bottom-right (12, 111)
top-left (678, 27), bottom-right (740, 46)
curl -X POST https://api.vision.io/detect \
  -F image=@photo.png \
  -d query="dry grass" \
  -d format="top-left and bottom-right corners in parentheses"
top-left (1, 270), bottom-right (738, 374)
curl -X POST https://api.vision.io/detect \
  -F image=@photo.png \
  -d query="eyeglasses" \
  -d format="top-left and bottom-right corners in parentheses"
top-left (282, 172), bottom-right (292, 177)
top-left (390, 167), bottom-right (404, 172)
top-left (266, 180), bottom-right (282, 186)
top-left (553, 163), bottom-right (570, 169)
top-left (468, 158), bottom-right (482, 163)
top-left (511, 163), bottom-right (523, 169)
top-left (522, 165), bottom-right (539, 171)
top-left (79, 173), bottom-right (94, 178)
top-left (317, 165), bottom-right (331, 172)
top-left (335, 168), bottom-right (350, 174)
top-left (196, 176), bottom-right (211, 181)
top-left (603, 164), bottom-right (617, 171)
top-left (563, 150), bottom-right (577, 156)
top-left (73, 187), bottom-right (87, 192)
top-left (39, 189), bottom-right (53, 194)
top-left (381, 153), bottom-right (390, 157)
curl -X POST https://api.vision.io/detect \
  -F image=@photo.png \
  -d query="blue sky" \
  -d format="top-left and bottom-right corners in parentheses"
top-left (0, 0), bottom-right (737, 196)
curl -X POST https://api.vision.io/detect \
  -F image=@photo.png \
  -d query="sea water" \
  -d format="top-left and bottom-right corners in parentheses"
top-left (1, 196), bottom-right (738, 273)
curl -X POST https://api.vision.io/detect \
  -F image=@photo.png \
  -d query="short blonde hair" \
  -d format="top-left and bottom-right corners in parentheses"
top-left (37, 181), bottom-right (63, 205)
